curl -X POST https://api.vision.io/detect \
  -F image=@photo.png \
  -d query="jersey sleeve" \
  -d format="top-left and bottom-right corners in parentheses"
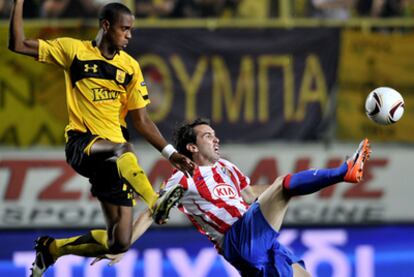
top-left (126, 59), bottom-right (151, 110)
top-left (38, 37), bottom-right (76, 69)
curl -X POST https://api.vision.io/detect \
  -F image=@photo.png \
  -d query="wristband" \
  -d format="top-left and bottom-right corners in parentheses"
top-left (161, 144), bottom-right (177, 159)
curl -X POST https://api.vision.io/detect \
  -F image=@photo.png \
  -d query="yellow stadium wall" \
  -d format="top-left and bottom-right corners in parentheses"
top-left (337, 29), bottom-right (414, 142)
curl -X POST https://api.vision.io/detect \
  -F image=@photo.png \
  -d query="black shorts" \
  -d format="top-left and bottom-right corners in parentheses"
top-left (65, 130), bottom-right (135, 207)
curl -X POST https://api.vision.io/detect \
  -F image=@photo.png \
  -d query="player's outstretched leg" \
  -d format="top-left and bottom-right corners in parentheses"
top-left (344, 138), bottom-right (371, 183)
top-left (152, 184), bottom-right (184, 225)
top-left (283, 138), bottom-right (371, 196)
top-left (30, 236), bottom-right (55, 277)
top-left (31, 230), bottom-right (111, 277)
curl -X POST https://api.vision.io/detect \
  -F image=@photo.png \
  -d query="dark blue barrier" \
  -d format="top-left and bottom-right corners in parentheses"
top-left (1, 226), bottom-right (413, 277)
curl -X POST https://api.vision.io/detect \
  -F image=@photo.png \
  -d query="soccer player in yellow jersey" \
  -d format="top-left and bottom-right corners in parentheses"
top-left (9, 1), bottom-right (195, 276)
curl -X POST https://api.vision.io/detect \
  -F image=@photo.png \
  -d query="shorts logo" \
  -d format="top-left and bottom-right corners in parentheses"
top-left (116, 69), bottom-right (126, 83)
top-left (213, 184), bottom-right (237, 199)
top-left (92, 88), bottom-right (122, 101)
top-left (84, 63), bottom-right (98, 73)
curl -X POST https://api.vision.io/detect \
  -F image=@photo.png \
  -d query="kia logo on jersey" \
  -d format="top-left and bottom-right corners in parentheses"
top-left (213, 184), bottom-right (237, 199)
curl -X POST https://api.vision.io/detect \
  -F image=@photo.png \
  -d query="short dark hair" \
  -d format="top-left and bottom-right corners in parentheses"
top-left (98, 3), bottom-right (132, 25)
top-left (174, 118), bottom-right (211, 159)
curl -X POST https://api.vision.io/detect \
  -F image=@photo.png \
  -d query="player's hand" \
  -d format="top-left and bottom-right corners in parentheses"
top-left (90, 253), bottom-right (124, 266)
top-left (169, 152), bottom-right (195, 176)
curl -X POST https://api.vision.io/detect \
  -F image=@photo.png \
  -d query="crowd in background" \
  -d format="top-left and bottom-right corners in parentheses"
top-left (1, 0), bottom-right (414, 19)
top-left (307, 0), bottom-right (414, 19)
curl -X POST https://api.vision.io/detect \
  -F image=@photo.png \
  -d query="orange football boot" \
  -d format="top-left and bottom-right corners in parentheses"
top-left (344, 138), bottom-right (371, 183)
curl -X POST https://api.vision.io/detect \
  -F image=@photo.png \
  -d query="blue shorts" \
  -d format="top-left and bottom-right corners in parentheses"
top-left (222, 202), bottom-right (305, 277)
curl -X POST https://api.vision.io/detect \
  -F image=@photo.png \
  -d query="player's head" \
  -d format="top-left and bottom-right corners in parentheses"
top-left (99, 3), bottom-right (132, 26)
top-left (174, 118), bottom-right (220, 165)
top-left (98, 3), bottom-right (134, 50)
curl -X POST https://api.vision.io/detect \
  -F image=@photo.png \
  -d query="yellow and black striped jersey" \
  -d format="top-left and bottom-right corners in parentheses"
top-left (38, 37), bottom-right (150, 143)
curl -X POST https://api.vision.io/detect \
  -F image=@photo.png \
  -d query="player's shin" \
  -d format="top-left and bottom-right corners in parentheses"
top-left (282, 162), bottom-right (348, 196)
top-left (116, 152), bottom-right (158, 209)
top-left (50, 230), bottom-right (110, 259)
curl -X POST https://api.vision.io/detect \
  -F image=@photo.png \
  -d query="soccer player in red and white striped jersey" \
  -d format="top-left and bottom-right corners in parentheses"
top-left (95, 118), bottom-right (371, 277)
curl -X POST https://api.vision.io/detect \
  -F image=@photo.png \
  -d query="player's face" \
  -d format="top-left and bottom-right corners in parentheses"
top-left (106, 13), bottom-right (134, 51)
top-left (193, 124), bottom-right (220, 166)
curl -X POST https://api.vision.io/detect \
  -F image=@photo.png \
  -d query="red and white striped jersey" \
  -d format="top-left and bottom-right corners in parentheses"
top-left (163, 158), bottom-right (251, 249)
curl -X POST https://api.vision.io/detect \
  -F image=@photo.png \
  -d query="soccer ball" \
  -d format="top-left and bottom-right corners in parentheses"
top-left (365, 87), bottom-right (404, 125)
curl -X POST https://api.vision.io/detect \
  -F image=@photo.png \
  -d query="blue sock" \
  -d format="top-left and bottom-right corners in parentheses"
top-left (283, 162), bottom-right (348, 196)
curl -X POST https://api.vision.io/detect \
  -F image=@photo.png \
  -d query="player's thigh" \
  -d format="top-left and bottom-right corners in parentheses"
top-left (90, 139), bottom-right (134, 159)
top-left (257, 176), bottom-right (290, 231)
top-left (100, 200), bottom-right (133, 242)
top-left (293, 263), bottom-right (312, 277)
top-left (65, 131), bottom-right (98, 177)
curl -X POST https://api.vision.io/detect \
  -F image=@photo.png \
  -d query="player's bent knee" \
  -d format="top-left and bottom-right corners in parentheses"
top-left (114, 142), bottom-right (134, 157)
top-left (262, 175), bottom-right (284, 196)
top-left (270, 175), bottom-right (291, 197)
top-left (107, 232), bottom-right (132, 254)
top-left (258, 174), bottom-right (290, 208)
top-left (271, 175), bottom-right (285, 187)
top-left (108, 240), bottom-right (131, 254)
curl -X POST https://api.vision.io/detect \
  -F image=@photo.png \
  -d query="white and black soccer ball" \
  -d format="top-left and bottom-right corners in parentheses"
top-left (365, 87), bottom-right (405, 125)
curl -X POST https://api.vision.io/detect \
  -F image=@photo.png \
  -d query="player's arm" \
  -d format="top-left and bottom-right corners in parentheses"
top-left (8, 0), bottom-right (39, 57)
top-left (129, 108), bottom-right (195, 175)
top-left (241, 184), bottom-right (270, 204)
top-left (130, 208), bottom-right (153, 242)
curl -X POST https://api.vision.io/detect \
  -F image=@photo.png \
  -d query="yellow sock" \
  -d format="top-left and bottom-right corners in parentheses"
top-left (116, 152), bottom-right (158, 209)
top-left (49, 230), bottom-right (109, 260)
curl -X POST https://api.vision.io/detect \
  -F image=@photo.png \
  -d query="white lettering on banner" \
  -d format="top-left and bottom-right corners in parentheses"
top-left (114, 251), bottom-right (139, 277)
top-left (356, 246), bottom-right (374, 277)
top-left (167, 248), bottom-right (217, 277)
top-left (302, 231), bottom-right (350, 277)
top-left (278, 229), bottom-right (299, 248)
top-left (301, 231), bottom-right (374, 277)
top-left (144, 249), bottom-right (162, 277)
top-left (85, 257), bottom-right (107, 277)
top-left (0, 206), bottom-right (104, 227)
top-left (285, 204), bottom-right (385, 224)
top-left (56, 256), bottom-right (83, 277)
top-left (84, 252), bottom-right (138, 277)
top-left (13, 251), bottom-right (34, 277)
